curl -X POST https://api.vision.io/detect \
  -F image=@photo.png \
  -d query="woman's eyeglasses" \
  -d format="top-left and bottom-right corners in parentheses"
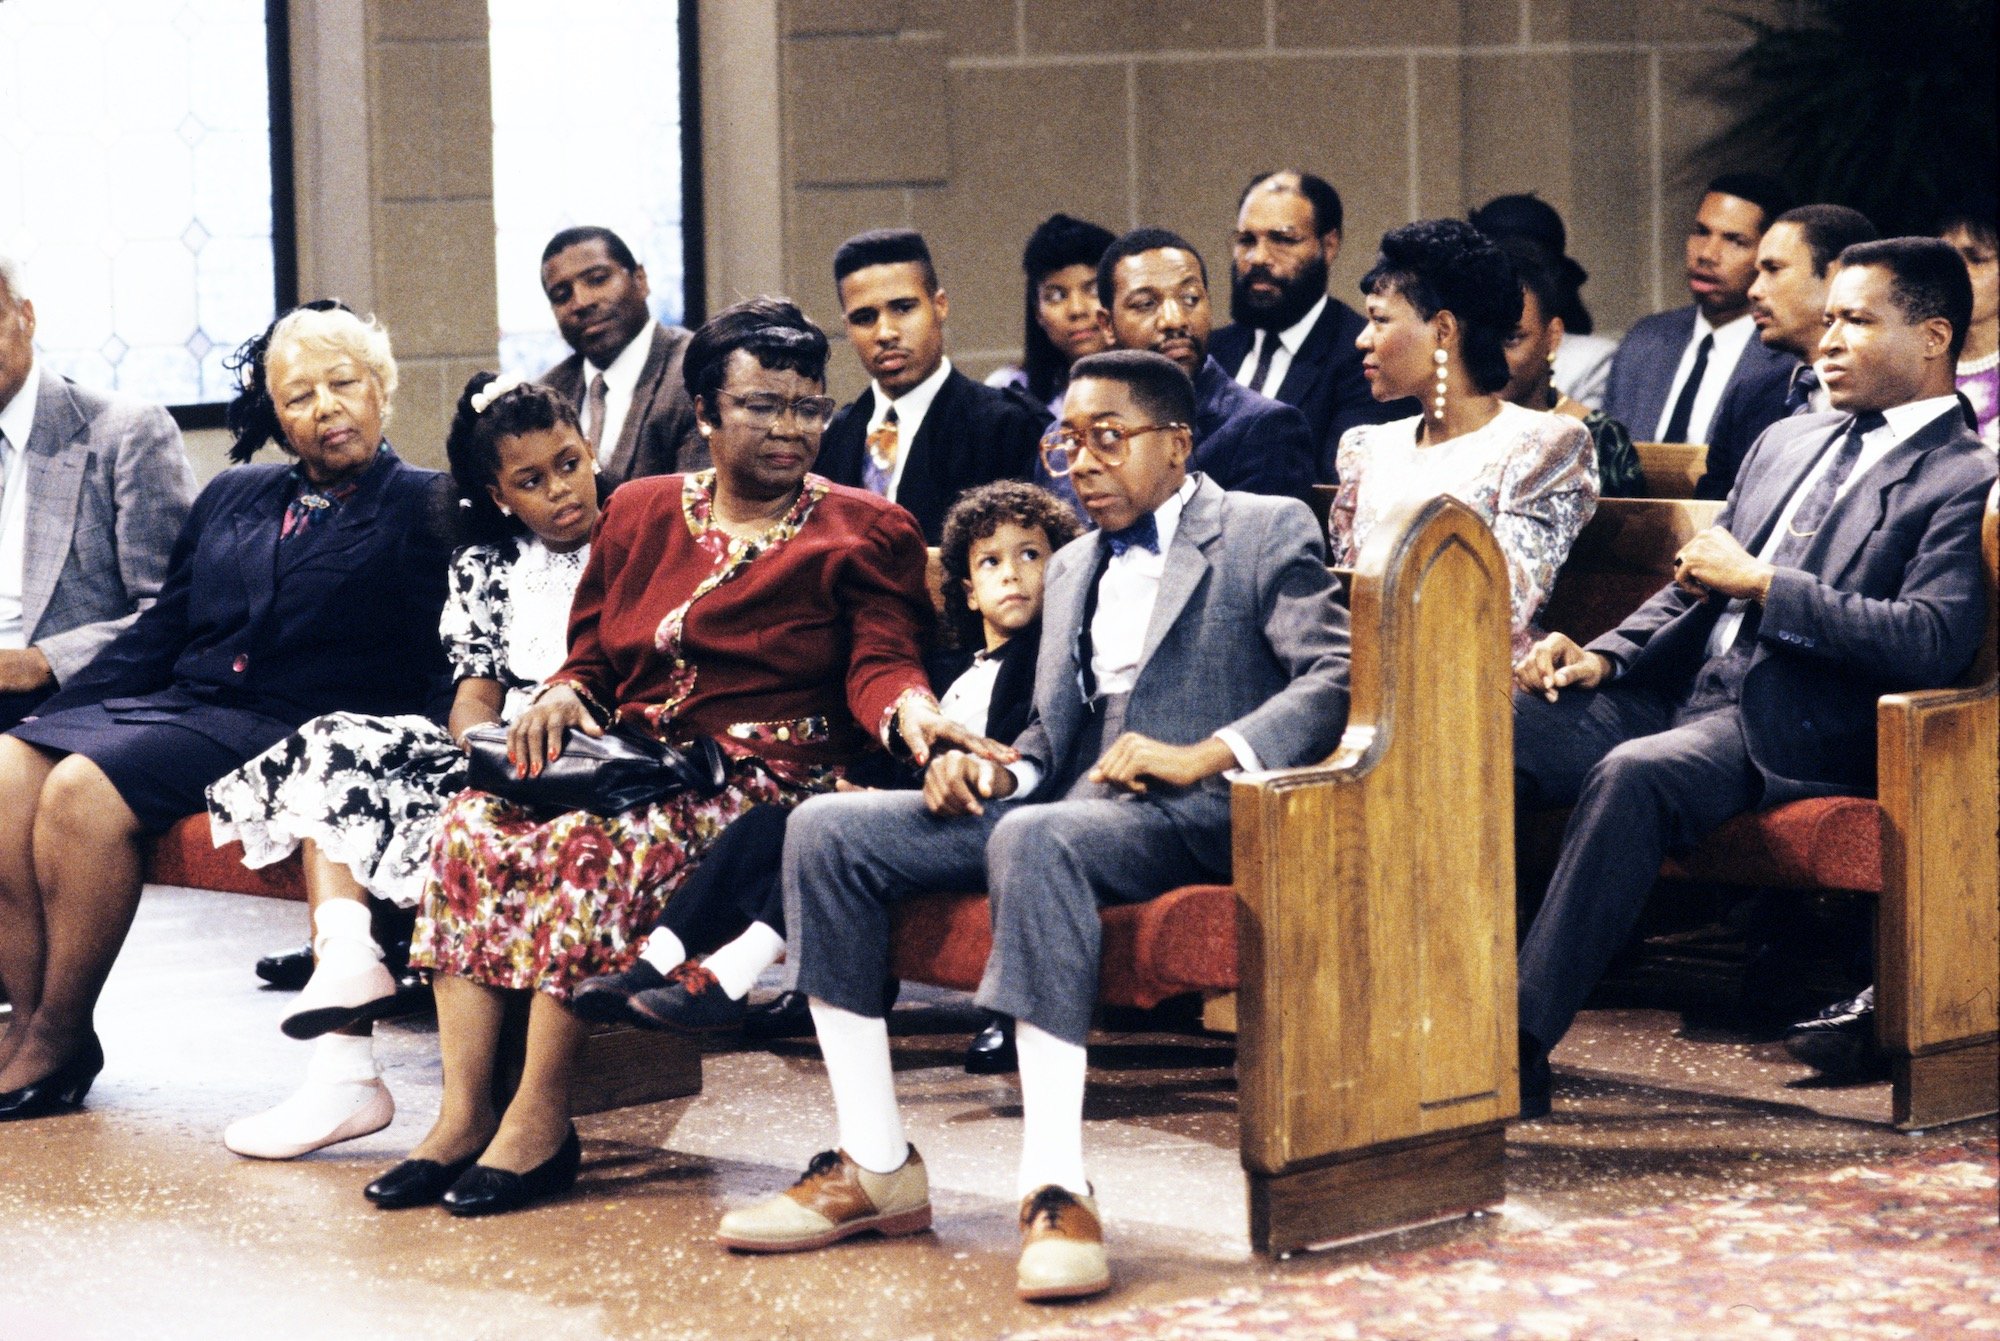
top-left (1039, 421), bottom-right (1187, 477)
top-left (717, 390), bottom-right (837, 432)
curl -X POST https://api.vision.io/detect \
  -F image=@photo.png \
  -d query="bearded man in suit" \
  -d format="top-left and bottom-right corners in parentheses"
top-left (0, 256), bottom-right (195, 732)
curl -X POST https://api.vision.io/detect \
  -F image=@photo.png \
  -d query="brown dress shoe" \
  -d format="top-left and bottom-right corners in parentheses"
top-left (716, 1146), bottom-right (931, 1253)
top-left (1016, 1184), bottom-right (1111, 1301)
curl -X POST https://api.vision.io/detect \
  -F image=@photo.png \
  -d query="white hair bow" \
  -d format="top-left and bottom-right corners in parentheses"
top-left (469, 372), bottom-right (529, 416)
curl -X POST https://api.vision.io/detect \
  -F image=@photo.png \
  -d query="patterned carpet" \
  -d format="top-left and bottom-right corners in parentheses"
top-left (1006, 1138), bottom-right (2000, 1340)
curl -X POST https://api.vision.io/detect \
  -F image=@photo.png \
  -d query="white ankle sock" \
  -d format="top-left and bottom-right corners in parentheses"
top-left (1015, 1021), bottom-right (1090, 1199)
top-left (311, 899), bottom-right (382, 975)
top-left (306, 1031), bottom-right (381, 1085)
top-left (638, 928), bottom-right (689, 975)
top-left (701, 922), bottom-right (786, 1000)
top-left (807, 997), bottom-right (907, 1174)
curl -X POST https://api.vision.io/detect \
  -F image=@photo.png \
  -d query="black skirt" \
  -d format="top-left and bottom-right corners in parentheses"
top-left (11, 700), bottom-right (276, 835)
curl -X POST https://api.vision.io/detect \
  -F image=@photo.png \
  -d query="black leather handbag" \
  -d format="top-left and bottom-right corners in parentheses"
top-left (462, 724), bottom-right (729, 817)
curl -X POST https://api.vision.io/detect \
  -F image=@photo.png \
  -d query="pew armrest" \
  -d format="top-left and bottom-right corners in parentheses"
top-left (1230, 496), bottom-right (1518, 1178)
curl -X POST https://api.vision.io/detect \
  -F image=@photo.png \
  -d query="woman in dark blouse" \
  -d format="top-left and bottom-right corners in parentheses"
top-left (0, 303), bottom-right (451, 1120)
top-left (369, 296), bottom-right (1003, 1217)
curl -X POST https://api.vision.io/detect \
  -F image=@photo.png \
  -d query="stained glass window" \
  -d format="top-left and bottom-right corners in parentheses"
top-left (488, 0), bottom-right (692, 378)
top-left (0, 0), bottom-right (280, 409)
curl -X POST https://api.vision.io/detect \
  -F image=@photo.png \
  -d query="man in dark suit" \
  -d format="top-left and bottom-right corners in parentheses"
top-left (0, 258), bottom-right (195, 731)
top-left (1209, 171), bottom-right (1410, 481)
top-left (1511, 238), bottom-right (1997, 1116)
top-left (816, 229), bottom-right (1047, 543)
top-left (1603, 174), bottom-right (1799, 499)
top-left (1096, 228), bottom-right (1315, 501)
top-left (717, 350), bottom-right (1350, 1300)
top-left (1746, 204), bottom-right (1880, 419)
top-left (537, 226), bottom-right (703, 483)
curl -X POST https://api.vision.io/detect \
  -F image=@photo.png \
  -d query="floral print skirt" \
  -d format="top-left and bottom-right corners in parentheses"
top-left (409, 755), bottom-right (793, 1000)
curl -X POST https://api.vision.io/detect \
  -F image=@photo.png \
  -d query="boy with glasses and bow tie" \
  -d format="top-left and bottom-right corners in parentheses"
top-left (715, 349), bottom-right (1352, 1302)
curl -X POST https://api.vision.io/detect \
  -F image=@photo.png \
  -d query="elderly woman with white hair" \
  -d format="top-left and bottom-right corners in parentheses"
top-left (0, 301), bottom-right (453, 1122)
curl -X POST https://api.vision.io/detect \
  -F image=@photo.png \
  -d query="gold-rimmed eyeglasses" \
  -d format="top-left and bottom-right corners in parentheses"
top-left (1039, 421), bottom-right (1188, 477)
top-left (716, 389), bottom-right (838, 431)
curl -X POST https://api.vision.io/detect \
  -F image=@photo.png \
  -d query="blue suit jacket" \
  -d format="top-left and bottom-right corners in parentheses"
top-left (38, 446), bottom-right (455, 756)
top-left (1189, 357), bottom-right (1316, 502)
top-left (1601, 306), bottom-right (1796, 500)
top-left (1210, 299), bottom-right (1414, 483)
top-left (1591, 407), bottom-right (1996, 802)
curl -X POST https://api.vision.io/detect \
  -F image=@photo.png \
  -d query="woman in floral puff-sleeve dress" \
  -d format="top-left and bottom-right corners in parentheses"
top-left (375, 299), bottom-right (1004, 1218)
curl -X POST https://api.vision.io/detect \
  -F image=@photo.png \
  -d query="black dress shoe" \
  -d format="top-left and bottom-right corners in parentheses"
top-left (1516, 1038), bottom-right (1552, 1121)
top-left (1784, 985), bottom-right (1885, 1079)
top-left (365, 1152), bottom-right (481, 1209)
top-left (442, 1126), bottom-right (582, 1218)
top-left (0, 1034), bottom-right (106, 1122)
top-left (255, 943), bottom-right (315, 991)
top-left (742, 989), bottom-right (814, 1041)
top-left (964, 1014), bottom-right (1018, 1075)
top-left (627, 963), bottom-right (747, 1034)
top-left (571, 959), bottom-right (669, 1026)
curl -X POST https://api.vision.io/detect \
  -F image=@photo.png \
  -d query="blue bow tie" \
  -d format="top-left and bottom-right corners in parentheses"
top-left (1104, 513), bottom-right (1160, 556)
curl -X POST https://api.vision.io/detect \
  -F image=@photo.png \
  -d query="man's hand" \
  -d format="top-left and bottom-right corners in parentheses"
top-left (0, 648), bottom-right (54, 695)
top-left (897, 697), bottom-right (1018, 769)
top-left (1513, 632), bottom-right (1612, 702)
top-left (923, 749), bottom-right (1019, 816)
top-left (505, 684), bottom-right (600, 777)
top-left (1673, 526), bottom-right (1774, 602)
top-left (1087, 733), bottom-right (1236, 795)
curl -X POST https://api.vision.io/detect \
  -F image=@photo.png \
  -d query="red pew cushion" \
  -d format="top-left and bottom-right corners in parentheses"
top-left (890, 884), bottom-right (1239, 1009)
top-left (1664, 796), bottom-right (1884, 893)
top-left (143, 813), bottom-right (307, 901)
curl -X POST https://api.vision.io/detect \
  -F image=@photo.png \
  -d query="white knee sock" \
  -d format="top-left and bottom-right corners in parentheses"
top-left (701, 922), bottom-right (786, 1000)
top-left (807, 997), bottom-right (907, 1174)
top-left (1015, 1021), bottom-right (1090, 1199)
top-left (311, 898), bottom-right (382, 975)
top-left (638, 928), bottom-right (689, 975)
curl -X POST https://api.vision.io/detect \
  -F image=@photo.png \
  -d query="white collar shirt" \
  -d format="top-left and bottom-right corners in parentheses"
top-left (1233, 294), bottom-right (1327, 399)
top-left (1706, 395), bottom-right (1959, 656)
top-left (937, 648), bottom-right (1004, 739)
top-left (584, 321), bottom-right (657, 457)
top-left (864, 357), bottom-right (952, 501)
top-left (0, 360), bottom-right (43, 649)
top-left (1654, 309), bottom-right (1759, 445)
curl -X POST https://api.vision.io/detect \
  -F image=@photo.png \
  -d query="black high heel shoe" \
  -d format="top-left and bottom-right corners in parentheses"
top-left (365, 1151), bottom-right (482, 1209)
top-left (442, 1126), bottom-right (582, 1218)
top-left (0, 1033), bottom-right (105, 1121)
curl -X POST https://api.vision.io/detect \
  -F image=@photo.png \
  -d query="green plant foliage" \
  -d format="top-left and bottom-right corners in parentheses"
top-left (1697, 0), bottom-right (1997, 234)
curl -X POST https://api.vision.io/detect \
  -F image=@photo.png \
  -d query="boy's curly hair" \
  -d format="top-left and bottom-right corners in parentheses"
top-left (937, 481), bottom-right (1083, 649)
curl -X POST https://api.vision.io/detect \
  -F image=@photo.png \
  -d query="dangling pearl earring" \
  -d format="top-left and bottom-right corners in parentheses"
top-left (498, 504), bottom-right (513, 517)
top-left (1432, 348), bottom-right (1449, 422)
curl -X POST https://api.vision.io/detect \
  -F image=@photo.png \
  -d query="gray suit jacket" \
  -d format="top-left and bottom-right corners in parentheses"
top-left (1591, 406), bottom-right (1996, 803)
top-left (12, 371), bottom-right (195, 684)
top-left (1013, 475), bottom-right (1353, 871)
top-left (538, 321), bottom-right (703, 483)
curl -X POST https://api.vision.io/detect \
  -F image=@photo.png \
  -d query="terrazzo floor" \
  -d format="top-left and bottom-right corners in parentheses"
top-left (1, 885), bottom-right (1992, 1340)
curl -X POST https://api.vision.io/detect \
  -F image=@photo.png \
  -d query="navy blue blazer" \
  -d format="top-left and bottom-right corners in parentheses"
top-left (1601, 305), bottom-right (1797, 499)
top-left (1590, 407), bottom-right (1996, 803)
top-left (1189, 357), bottom-right (1316, 502)
top-left (36, 446), bottom-right (455, 757)
top-left (1210, 299), bottom-right (1414, 483)
top-left (817, 367), bottom-right (1049, 543)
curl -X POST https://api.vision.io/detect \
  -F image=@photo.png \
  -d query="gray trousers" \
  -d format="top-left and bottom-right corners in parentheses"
top-left (783, 784), bottom-right (1218, 1046)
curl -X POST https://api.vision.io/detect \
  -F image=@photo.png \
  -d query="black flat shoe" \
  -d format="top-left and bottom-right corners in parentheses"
top-left (742, 989), bottom-right (814, 1041)
top-left (964, 1014), bottom-right (1018, 1075)
top-left (627, 963), bottom-right (747, 1035)
top-left (255, 943), bottom-right (315, 991)
top-left (571, 959), bottom-right (668, 1026)
top-left (0, 1034), bottom-right (106, 1122)
top-left (1516, 1039), bottom-right (1552, 1121)
top-left (365, 1152), bottom-right (481, 1209)
top-left (442, 1127), bottom-right (582, 1218)
top-left (1784, 985), bottom-right (1885, 1079)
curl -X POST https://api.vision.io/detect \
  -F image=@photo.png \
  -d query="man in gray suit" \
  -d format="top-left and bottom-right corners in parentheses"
top-left (1513, 238), bottom-right (1997, 1114)
top-left (715, 350), bottom-right (1351, 1301)
top-left (0, 256), bottom-right (195, 731)
top-left (536, 226), bottom-right (703, 482)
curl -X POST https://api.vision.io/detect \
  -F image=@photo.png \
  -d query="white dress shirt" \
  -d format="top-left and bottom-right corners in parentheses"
top-left (1232, 294), bottom-right (1327, 399)
top-left (1654, 310), bottom-right (1758, 445)
top-left (1705, 395), bottom-right (1960, 656)
top-left (864, 357), bottom-right (952, 501)
top-left (1009, 476), bottom-right (1259, 797)
top-left (937, 649), bottom-right (1004, 738)
top-left (583, 322), bottom-right (658, 457)
top-left (0, 359), bottom-right (42, 649)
